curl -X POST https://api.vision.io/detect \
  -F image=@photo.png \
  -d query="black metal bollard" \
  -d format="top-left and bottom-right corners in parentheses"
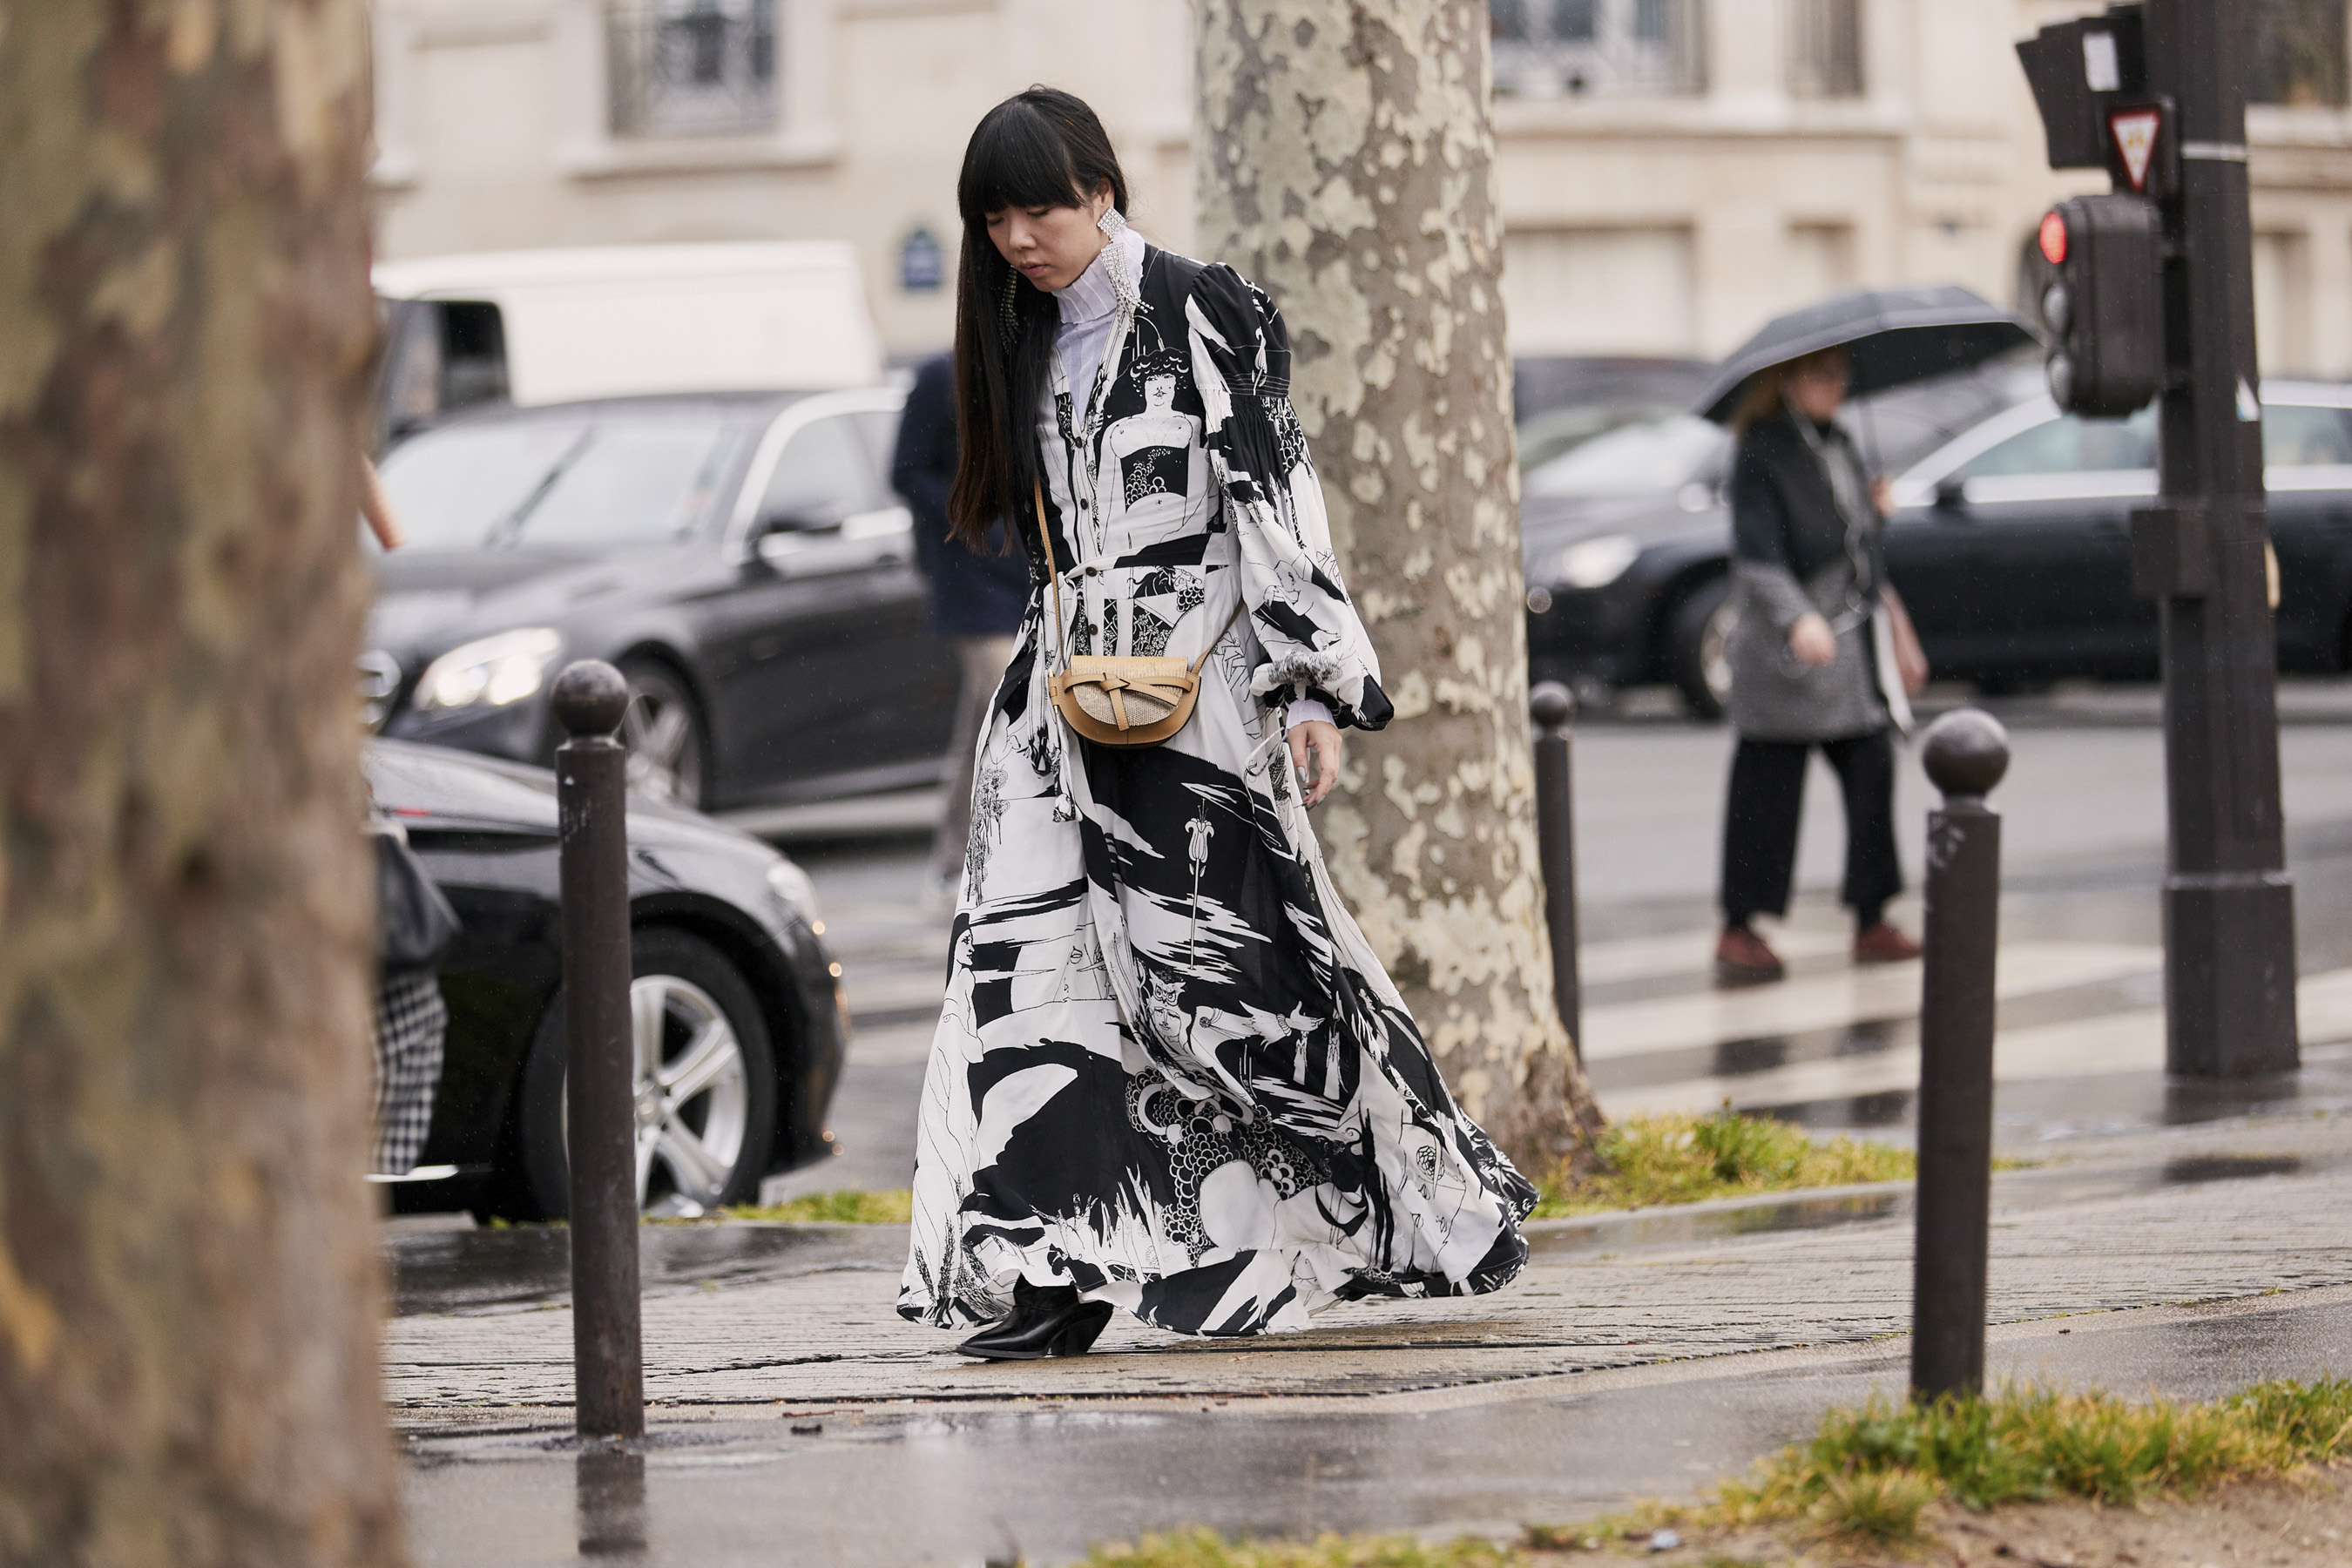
top-left (1530, 681), bottom-right (1582, 1060)
top-left (1909, 707), bottom-right (2010, 1404)
top-left (552, 660), bottom-right (645, 1440)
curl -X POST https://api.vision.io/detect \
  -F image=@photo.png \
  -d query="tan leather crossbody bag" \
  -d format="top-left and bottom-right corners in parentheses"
top-left (1034, 482), bottom-right (1241, 747)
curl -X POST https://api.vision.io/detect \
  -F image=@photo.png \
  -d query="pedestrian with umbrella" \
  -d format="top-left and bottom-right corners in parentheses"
top-left (1694, 288), bottom-right (2031, 986)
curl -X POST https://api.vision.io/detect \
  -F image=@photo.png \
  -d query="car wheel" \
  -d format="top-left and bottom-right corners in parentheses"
top-left (1666, 577), bottom-right (1735, 721)
top-left (618, 660), bottom-right (706, 809)
top-left (492, 928), bottom-right (779, 1222)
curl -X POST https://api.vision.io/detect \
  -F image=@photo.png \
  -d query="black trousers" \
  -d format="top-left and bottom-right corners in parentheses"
top-left (1720, 730), bottom-right (1902, 929)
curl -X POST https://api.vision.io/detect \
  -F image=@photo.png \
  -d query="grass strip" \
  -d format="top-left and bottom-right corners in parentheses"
top-left (698, 1113), bottom-right (1916, 1227)
top-left (1544, 1376), bottom-right (2352, 1552)
top-left (720, 1188), bottom-right (913, 1224)
top-left (1532, 1108), bottom-right (1914, 1217)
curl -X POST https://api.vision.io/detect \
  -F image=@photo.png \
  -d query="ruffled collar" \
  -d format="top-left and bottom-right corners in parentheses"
top-left (1054, 226), bottom-right (1144, 325)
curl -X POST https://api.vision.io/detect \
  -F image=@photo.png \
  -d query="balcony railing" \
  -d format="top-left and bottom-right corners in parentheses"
top-left (607, 0), bottom-right (779, 139)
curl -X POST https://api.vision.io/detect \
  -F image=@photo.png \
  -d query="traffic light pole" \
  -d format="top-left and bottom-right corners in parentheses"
top-left (2139, 0), bottom-right (2298, 1077)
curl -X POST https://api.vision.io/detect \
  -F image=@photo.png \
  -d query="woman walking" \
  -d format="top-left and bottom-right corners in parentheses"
top-left (899, 89), bottom-right (1536, 1357)
top-left (1714, 347), bottom-right (1928, 987)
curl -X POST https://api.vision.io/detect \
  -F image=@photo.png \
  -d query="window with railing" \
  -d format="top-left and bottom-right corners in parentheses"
top-left (1787, 0), bottom-right (1863, 98)
top-left (607, 0), bottom-right (779, 138)
top-left (2247, 0), bottom-right (2349, 107)
top-left (1491, 0), bottom-right (1707, 98)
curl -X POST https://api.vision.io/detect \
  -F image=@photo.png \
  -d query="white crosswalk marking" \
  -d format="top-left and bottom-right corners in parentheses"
top-left (1598, 962), bottom-right (2352, 1119)
top-left (1581, 940), bottom-right (2160, 1062)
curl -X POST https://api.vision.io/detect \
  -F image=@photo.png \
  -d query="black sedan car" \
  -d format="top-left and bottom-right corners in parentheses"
top-left (1523, 375), bottom-right (2352, 714)
top-left (365, 388), bottom-right (961, 809)
top-left (367, 737), bottom-right (847, 1220)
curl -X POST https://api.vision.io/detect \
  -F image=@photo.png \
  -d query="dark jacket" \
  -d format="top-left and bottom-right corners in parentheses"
top-left (1724, 409), bottom-right (1889, 742)
top-left (893, 352), bottom-right (1028, 639)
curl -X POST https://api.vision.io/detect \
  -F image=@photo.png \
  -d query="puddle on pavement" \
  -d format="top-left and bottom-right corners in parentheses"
top-left (2160, 1154), bottom-right (2306, 1184)
top-left (577, 1447), bottom-right (646, 1558)
top-left (386, 1223), bottom-right (905, 1317)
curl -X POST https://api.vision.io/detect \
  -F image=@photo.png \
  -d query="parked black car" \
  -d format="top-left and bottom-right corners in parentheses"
top-left (366, 737), bottom-right (847, 1220)
top-left (1524, 372), bottom-right (2352, 714)
top-left (365, 388), bottom-right (962, 809)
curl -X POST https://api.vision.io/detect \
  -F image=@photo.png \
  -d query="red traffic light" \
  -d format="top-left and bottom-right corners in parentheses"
top-left (2038, 211), bottom-right (2069, 266)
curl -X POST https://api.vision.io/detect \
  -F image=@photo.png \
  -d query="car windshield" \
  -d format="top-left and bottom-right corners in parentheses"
top-left (1523, 413), bottom-right (1726, 498)
top-left (377, 416), bottom-right (746, 550)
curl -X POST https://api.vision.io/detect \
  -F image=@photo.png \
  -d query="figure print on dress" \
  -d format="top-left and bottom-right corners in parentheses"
top-left (1105, 314), bottom-right (1207, 557)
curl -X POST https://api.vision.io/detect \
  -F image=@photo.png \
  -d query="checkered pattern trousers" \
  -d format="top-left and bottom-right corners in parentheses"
top-left (372, 970), bottom-right (449, 1176)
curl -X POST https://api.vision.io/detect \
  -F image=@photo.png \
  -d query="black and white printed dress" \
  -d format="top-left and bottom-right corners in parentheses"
top-left (898, 235), bottom-right (1537, 1338)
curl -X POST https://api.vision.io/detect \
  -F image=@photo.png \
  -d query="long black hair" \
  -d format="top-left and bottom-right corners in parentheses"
top-left (947, 88), bottom-right (1130, 548)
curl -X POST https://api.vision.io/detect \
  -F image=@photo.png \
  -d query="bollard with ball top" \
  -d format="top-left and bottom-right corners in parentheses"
top-left (552, 659), bottom-right (645, 1439)
top-left (1909, 707), bottom-right (2010, 1403)
top-left (1531, 681), bottom-right (1583, 1059)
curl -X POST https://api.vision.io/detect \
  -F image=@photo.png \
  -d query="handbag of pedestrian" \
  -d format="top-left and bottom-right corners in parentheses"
top-left (1033, 480), bottom-right (1241, 747)
top-left (373, 819), bottom-right (462, 974)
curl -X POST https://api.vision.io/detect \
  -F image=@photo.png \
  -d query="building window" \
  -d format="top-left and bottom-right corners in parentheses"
top-left (607, 0), bottom-right (779, 138)
top-left (1492, 0), bottom-right (1707, 98)
top-left (2247, 0), bottom-right (2349, 106)
top-left (1787, 0), bottom-right (1863, 99)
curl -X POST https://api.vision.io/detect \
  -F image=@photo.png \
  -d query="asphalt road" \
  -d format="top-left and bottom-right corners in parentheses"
top-left (759, 682), bottom-right (2352, 1204)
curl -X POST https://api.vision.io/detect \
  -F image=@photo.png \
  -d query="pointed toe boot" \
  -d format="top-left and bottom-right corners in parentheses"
top-left (956, 1281), bottom-right (1115, 1362)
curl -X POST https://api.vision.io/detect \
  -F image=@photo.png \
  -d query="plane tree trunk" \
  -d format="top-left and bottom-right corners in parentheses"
top-left (1193, 0), bottom-right (1606, 1172)
top-left (0, 3), bottom-right (405, 1563)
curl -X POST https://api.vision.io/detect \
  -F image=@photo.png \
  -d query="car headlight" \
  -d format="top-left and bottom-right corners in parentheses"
top-left (765, 857), bottom-right (821, 929)
top-left (413, 628), bottom-right (563, 713)
top-left (1552, 534), bottom-right (1640, 590)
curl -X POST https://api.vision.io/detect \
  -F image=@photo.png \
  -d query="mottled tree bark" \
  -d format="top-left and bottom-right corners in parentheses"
top-left (0, 3), bottom-right (404, 1565)
top-left (1195, 0), bottom-right (1605, 1171)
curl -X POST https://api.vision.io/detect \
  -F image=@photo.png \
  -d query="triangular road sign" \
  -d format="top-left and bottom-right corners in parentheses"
top-left (2111, 108), bottom-right (2161, 193)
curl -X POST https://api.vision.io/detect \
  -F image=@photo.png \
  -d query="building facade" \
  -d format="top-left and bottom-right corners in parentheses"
top-left (370, 0), bottom-right (2352, 375)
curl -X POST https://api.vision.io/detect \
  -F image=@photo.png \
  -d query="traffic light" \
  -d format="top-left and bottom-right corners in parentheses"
top-left (2035, 193), bottom-right (2165, 417)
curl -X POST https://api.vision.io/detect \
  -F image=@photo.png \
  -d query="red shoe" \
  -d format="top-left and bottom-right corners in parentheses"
top-left (1854, 923), bottom-right (1923, 964)
top-left (1714, 925), bottom-right (1786, 987)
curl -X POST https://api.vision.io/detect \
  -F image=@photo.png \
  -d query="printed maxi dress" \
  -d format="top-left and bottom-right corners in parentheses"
top-left (898, 242), bottom-right (1538, 1337)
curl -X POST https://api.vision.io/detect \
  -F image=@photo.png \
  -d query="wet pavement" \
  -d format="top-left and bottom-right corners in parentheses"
top-left (409, 1289), bottom-right (2352, 1567)
top-left (389, 688), bottom-right (2352, 1564)
top-left (395, 1127), bottom-right (2352, 1565)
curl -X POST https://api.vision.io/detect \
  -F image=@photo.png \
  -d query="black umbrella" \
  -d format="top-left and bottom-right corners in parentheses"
top-left (1693, 286), bottom-right (2038, 425)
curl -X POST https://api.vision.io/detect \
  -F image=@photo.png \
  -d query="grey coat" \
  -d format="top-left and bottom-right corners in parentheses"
top-left (1724, 411), bottom-right (1889, 743)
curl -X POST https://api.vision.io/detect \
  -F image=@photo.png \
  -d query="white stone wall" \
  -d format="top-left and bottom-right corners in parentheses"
top-left (368, 0), bottom-right (2352, 374)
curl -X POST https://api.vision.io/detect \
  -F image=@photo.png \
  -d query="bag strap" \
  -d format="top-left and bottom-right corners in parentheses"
top-left (1031, 478), bottom-right (1243, 675)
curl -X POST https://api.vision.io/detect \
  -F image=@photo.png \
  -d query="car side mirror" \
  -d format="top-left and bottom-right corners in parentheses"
top-left (1932, 476), bottom-right (1970, 513)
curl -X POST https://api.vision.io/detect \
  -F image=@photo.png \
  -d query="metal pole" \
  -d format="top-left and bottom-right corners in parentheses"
top-left (1909, 708), bottom-right (2008, 1404)
top-left (553, 659), bottom-right (644, 1440)
top-left (2140, 0), bottom-right (2298, 1078)
top-left (1530, 681), bottom-right (1581, 1060)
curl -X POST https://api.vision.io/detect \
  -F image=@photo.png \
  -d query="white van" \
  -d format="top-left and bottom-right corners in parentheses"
top-left (371, 241), bottom-right (885, 442)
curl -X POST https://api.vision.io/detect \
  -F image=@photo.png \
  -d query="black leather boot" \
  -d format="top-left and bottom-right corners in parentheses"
top-left (955, 1280), bottom-right (1116, 1361)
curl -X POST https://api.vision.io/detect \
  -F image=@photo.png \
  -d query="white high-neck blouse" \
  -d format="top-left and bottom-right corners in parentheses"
top-left (1051, 225), bottom-right (1143, 413)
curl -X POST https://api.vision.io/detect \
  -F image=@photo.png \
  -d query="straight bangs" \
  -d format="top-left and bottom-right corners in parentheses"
top-left (956, 101), bottom-right (1087, 224)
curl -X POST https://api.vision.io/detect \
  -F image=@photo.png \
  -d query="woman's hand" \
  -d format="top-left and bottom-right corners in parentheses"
top-left (1870, 476), bottom-right (1895, 519)
top-left (1288, 720), bottom-right (1343, 807)
top-left (1788, 612), bottom-right (1837, 668)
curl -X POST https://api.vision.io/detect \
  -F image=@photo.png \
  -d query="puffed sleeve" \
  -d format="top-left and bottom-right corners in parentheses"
top-left (1184, 264), bottom-right (1394, 733)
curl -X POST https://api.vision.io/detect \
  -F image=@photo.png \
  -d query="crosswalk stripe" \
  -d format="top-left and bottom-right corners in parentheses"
top-left (1597, 964), bottom-right (2352, 1119)
top-left (1580, 941), bottom-right (2160, 1063)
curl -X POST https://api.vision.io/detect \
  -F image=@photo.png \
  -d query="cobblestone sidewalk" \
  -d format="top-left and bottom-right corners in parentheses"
top-left (386, 1113), bottom-right (2352, 1416)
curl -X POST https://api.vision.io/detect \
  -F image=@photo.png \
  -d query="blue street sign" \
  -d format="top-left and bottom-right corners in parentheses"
top-left (900, 227), bottom-right (943, 293)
